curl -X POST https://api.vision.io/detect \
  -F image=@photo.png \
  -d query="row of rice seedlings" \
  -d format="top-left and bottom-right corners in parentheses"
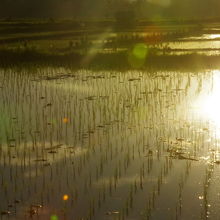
top-left (0, 68), bottom-right (217, 219)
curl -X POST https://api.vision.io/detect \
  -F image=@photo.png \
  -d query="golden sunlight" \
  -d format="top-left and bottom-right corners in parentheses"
top-left (195, 70), bottom-right (220, 130)
top-left (209, 34), bottom-right (220, 39)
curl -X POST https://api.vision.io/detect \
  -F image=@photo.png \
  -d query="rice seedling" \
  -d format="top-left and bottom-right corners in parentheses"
top-left (0, 66), bottom-right (220, 220)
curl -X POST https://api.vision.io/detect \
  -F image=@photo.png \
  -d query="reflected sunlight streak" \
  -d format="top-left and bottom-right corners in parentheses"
top-left (195, 70), bottom-right (220, 135)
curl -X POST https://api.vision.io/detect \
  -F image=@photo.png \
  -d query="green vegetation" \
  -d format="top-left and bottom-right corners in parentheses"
top-left (0, 19), bottom-right (220, 70)
top-left (0, 67), bottom-right (219, 220)
top-left (1, 19), bottom-right (220, 220)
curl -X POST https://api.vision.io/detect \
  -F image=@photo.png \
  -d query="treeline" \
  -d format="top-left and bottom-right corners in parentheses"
top-left (0, 0), bottom-right (220, 19)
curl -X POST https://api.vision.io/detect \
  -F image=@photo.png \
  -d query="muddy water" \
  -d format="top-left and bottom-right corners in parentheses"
top-left (0, 68), bottom-right (220, 220)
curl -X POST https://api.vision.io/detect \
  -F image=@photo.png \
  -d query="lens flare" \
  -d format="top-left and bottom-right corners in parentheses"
top-left (132, 43), bottom-right (148, 59)
top-left (63, 194), bottom-right (69, 201)
top-left (128, 43), bottom-right (148, 68)
top-left (63, 118), bottom-right (69, 123)
top-left (50, 215), bottom-right (59, 220)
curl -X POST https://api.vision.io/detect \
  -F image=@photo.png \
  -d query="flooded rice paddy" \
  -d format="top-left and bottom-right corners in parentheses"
top-left (1, 68), bottom-right (220, 220)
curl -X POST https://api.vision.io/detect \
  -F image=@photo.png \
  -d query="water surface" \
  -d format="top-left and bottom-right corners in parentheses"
top-left (0, 68), bottom-right (220, 220)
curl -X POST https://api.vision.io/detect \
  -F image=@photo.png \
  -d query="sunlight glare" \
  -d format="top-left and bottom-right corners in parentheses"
top-left (195, 70), bottom-right (220, 132)
top-left (209, 34), bottom-right (220, 39)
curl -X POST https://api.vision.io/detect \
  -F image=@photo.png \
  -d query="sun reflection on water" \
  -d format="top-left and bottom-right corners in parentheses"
top-left (195, 70), bottom-right (220, 136)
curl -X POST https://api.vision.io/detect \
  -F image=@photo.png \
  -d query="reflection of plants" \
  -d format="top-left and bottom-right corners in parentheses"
top-left (0, 68), bottom-right (219, 220)
top-left (0, 111), bottom-right (10, 141)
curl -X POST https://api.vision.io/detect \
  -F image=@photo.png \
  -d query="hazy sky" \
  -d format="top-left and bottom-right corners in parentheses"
top-left (0, 0), bottom-right (219, 19)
